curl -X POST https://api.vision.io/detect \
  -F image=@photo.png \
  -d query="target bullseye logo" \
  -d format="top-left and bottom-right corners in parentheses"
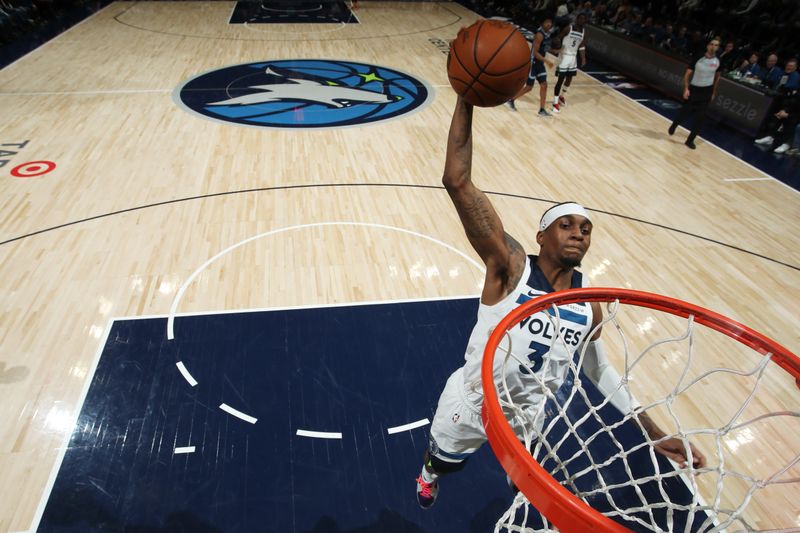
top-left (11, 160), bottom-right (56, 178)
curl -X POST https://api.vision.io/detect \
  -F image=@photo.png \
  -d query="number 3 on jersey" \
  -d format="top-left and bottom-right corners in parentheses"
top-left (519, 341), bottom-right (548, 374)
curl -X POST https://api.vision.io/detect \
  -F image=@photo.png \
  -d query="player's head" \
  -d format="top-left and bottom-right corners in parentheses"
top-left (540, 15), bottom-right (554, 31)
top-left (576, 13), bottom-right (587, 28)
top-left (536, 202), bottom-right (592, 268)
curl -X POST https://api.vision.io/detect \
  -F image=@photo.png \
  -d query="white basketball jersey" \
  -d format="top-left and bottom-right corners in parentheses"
top-left (461, 255), bottom-right (593, 412)
top-left (561, 26), bottom-right (585, 56)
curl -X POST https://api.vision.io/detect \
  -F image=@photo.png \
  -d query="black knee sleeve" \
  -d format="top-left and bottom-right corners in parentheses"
top-left (425, 449), bottom-right (468, 475)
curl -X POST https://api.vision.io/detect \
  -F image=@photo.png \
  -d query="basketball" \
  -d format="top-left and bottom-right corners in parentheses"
top-left (447, 20), bottom-right (531, 107)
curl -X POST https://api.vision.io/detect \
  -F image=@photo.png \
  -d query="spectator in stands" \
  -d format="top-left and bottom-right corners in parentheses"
top-left (612, 10), bottom-right (628, 30)
top-left (639, 16), bottom-right (655, 41)
top-left (624, 12), bottom-right (644, 38)
top-left (717, 40), bottom-right (738, 71)
top-left (761, 53), bottom-right (783, 89)
top-left (610, 0), bottom-right (632, 27)
top-left (754, 88), bottom-right (800, 153)
top-left (576, 1), bottom-right (593, 20)
top-left (778, 58), bottom-right (799, 92)
top-left (687, 29), bottom-right (707, 57)
top-left (591, 3), bottom-right (611, 25)
top-left (657, 23), bottom-right (675, 48)
top-left (666, 26), bottom-right (689, 54)
top-left (737, 52), bottom-right (761, 78)
top-left (653, 23), bottom-right (674, 46)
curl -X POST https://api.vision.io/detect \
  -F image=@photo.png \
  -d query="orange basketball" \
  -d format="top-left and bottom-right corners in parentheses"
top-left (447, 20), bottom-right (531, 107)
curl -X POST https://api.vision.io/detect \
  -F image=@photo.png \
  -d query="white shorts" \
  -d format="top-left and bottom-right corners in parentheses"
top-left (428, 367), bottom-right (486, 462)
top-left (428, 367), bottom-right (534, 463)
top-left (556, 54), bottom-right (578, 75)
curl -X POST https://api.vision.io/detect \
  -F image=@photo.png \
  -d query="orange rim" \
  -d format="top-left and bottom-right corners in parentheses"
top-left (481, 287), bottom-right (800, 533)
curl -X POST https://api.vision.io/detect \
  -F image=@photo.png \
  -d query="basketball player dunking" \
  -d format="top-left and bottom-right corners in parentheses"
top-left (552, 13), bottom-right (588, 113)
top-left (415, 96), bottom-right (706, 508)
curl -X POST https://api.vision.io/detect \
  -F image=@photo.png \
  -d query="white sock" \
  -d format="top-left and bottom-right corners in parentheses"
top-left (420, 465), bottom-right (438, 483)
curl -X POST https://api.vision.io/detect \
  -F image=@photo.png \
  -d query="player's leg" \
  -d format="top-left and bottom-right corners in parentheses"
top-left (416, 369), bottom-right (486, 508)
top-left (553, 55), bottom-right (576, 111)
top-left (669, 98), bottom-right (692, 136)
top-left (561, 71), bottom-right (575, 105)
top-left (685, 88), bottom-right (712, 148)
top-left (417, 447), bottom-right (468, 508)
top-left (538, 79), bottom-right (551, 117)
top-left (508, 78), bottom-right (534, 111)
top-left (552, 71), bottom-right (567, 113)
top-left (772, 115), bottom-right (798, 152)
top-left (508, 60), bottom-right (537, 111)
top-left (530, 62), bottom-right (550, 117)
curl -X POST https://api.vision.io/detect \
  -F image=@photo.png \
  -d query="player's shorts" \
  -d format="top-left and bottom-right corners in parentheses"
top-left (429, 368), bottom-right (486, 462)
top-left (428, 367), bottom-right (532, 463)
top-left (556, 53), bottom-right (579, 75)
top-left (526, 61), bottom-right (548, 86)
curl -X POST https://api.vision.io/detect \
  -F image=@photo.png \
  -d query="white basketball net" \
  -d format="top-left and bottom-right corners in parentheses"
top-left (491, 299), bottom-right (800, 533)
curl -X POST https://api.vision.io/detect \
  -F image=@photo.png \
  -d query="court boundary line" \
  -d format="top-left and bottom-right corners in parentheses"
top-left (24, 319), bottom-right (115, 533)
top-left (113, 293), bottom-right (480, 322)
top-left (165, 221), bottom-right (486, 339)
top-left (0, 89), bottom-right (173, 96)
top-left (387, 418), bottom-right (430, 434)
top-left (578, 68), bottom-right (800, 195)
top-left (1, 182), bottom-right (796, 271)
top-left (0, 2), bottom-right (110, 73)
top-left (296, 429), bottom-right (343, 439)
top-left (112, 1), bottom-right (463, 42)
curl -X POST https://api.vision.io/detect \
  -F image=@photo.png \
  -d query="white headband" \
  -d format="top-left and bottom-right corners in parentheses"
top-left (539, 202), bottom-right (590, 231)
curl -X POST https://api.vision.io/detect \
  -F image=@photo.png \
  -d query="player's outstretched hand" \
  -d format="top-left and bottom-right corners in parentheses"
top-left (654, 437), bottom-right (707, 469)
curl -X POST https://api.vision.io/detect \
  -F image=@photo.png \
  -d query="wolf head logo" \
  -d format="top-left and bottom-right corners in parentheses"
top-left (209, 68), bottom-right (399, 108)
top-left (175, 59), bottom-right (433, 129)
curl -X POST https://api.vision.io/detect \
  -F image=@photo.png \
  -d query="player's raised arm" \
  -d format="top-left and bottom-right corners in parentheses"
top-left (442, 97), bottom-right (526, 305)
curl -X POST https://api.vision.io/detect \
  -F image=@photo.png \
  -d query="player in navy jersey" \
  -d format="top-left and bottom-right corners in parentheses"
top-left (507, 16), bottom-right (556, 118)
top-left (415, 96), bottom-right (707, 508)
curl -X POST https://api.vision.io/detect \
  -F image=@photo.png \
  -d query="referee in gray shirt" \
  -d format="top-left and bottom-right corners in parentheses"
top-left (668, 37), bottom-right (722, 149)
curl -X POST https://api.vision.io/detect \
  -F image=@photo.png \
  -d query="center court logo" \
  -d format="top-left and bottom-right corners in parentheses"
top-left (173, 59), bottom-right (433, 129)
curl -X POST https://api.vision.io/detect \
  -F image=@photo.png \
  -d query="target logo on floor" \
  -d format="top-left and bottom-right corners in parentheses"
top-left (11, 160), bottom-right (56, 178)
top-left (173, 60), bottom-right (433, 129)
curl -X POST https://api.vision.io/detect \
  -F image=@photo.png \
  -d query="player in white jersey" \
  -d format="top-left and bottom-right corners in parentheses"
top-left (415, 96), bottom-right (707, 509)
top-left (552, 13), bottom-right (588, 113)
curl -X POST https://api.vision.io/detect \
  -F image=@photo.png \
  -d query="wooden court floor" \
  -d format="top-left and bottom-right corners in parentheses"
top-left (0, 2), bottom-right (798, 531)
